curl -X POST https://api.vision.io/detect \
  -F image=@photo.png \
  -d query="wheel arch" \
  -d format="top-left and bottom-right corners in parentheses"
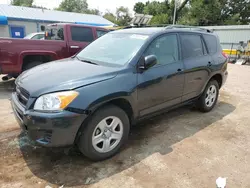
top-left (19, 51), bottom-right (58, 71)
top-left (74, 96), bottom-right (136, 144)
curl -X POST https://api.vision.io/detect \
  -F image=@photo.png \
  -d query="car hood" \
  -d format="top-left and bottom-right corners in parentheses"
top-left (16, 58), bottom-right (119, 97)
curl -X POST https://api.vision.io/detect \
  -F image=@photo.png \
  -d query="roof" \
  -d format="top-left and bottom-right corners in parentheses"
top-left (0, 4), bottom-right (114, 26)
top-left (113, 27), bottom-right (165, 35)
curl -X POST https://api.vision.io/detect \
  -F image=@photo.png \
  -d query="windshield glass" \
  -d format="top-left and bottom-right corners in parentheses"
top-left (76, 33), bottom-right (149, 66)
top-left (45, 25), bottom-right (64, 41)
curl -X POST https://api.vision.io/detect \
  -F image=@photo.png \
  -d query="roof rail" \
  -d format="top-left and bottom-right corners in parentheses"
top-left (165, 25), bottom-right (213, 33)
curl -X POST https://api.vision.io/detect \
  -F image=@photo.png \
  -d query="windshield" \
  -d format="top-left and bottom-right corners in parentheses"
top-left (76, 33), bottom-right (149, 66)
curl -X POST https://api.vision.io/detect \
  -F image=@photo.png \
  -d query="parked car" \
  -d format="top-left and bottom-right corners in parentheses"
top-left (11, 26), bottom-right (228, 161)
top-left (24, 32), bottom-right (45, 40)
top-left (0, 23), bottom-right (109, 79)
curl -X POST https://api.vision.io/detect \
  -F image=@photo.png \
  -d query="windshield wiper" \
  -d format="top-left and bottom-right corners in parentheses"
top-left (75, 56), bottom-right (98, 65)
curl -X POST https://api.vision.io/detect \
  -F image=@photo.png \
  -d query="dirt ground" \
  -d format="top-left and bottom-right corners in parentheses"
top-left (0, 64), bottom-right (250, 188)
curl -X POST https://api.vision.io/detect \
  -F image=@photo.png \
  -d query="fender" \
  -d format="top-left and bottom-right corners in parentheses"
top-left (87, 92), bottom-right (138, 118)
top-left (200, 71), bottom-right (223, 94)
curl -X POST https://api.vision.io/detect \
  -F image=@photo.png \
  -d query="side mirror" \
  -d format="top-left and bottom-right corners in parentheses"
top-left (139, 55), bottom-right (157, 71)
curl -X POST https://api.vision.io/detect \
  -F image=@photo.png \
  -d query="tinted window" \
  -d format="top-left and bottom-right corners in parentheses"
top-left (145, 34), bottom-right (179, 65)
top-left (71, 27), bottom-right (94, 42)
top-left (180, 34), bottom-right (203, 59)
top-left (203, 35), bottom-right (217, 54)
top-left (97, 30), bottom-right (108, 38)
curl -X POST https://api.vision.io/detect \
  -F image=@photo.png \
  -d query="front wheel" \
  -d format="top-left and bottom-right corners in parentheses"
top-left (77, 105), bottom-right (130, 161)
top-left (197, 79), bottom-right (219, 112)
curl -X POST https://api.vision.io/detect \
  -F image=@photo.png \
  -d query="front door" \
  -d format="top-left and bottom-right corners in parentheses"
top-left (10, 26), bottom-right (25, 38)
top-left (137, 34), bottom-right (185, 117)
top-left (180, 33), bottom-right (212, 101)
top-left (68, 26), bottom-right (95, 56)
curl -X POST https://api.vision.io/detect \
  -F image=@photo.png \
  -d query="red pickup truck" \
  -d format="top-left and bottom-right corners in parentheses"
top-left (0, 23), bottom-right (109, 79)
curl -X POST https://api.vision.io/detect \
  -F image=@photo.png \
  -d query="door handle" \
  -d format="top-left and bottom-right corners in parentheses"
top-left (207, 62), bottom-right (212, 67)
top-left (70, 46), bottom-right (80, 49)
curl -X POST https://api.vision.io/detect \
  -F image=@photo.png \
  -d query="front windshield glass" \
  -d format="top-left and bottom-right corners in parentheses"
top-left (76, 33), bottom-right (149, 66)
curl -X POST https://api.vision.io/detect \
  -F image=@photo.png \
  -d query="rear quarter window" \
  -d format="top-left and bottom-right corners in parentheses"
top-left (203, 34), bottom-right (218, 54)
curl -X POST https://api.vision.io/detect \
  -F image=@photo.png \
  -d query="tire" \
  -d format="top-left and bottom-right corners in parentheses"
top-left (77, 105), bottom-right (130, 161)
top-left (197, 79), bottom-right (219, 112)
top-left (23, 61), bottom-right (42, 71)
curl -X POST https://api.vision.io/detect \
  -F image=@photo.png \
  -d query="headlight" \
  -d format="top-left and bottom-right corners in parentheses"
top-left (34, 91), bottom-right (79, 111)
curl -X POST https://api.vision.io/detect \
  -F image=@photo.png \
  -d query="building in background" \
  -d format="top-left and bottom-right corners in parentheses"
top-left (0, 4), bottom-right (114, 38)
top-left (202, 25), bottom-right (250, 50)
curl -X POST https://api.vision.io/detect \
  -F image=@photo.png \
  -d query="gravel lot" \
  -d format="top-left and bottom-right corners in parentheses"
top-left (0, 64), bottom-right (250, 188)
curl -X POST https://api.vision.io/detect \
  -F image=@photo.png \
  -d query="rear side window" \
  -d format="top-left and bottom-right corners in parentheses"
top-left (180, 34), bottom-right (204, 59)
top-left (97, 30), bottom-right (108, 38)
top-left (203, 35), bottom-right (217, 54)
top-left (71, 26), bottom-right (94, 42)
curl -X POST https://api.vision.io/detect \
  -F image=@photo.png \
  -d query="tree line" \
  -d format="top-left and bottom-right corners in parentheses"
top-left (11, 0), bottom-right (250, 26)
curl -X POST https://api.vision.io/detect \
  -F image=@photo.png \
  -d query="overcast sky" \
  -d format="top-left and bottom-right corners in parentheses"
top-left (2, 0), bottom-right (164, 14)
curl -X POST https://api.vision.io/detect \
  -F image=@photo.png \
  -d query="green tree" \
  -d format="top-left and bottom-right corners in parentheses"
top-left (150, 14), bottom-right (169, 25)
top-left (86, 9), bottom-right (101, 15)
top-left (221, 0), bottom-right (250, 24)
top-left (133, 2), bottom-right (145, 14)
top-left (116, 6), bottom-right (131, 26)
top-left (56, 0), bottom-right (88, 13)
top-left (103, 12), bottom-right (117, 24)
top-left (11, 0), bottom-right (33, 7)
top-left (143, 1), bottom-right (167, 16)
top-left (141, 0), bottom-right (189, 25)
top-left (178, 0), bottom-right (250, 26)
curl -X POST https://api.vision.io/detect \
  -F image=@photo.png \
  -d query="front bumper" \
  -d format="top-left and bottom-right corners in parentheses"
top-left (11, 92), bottom-right (87, 147)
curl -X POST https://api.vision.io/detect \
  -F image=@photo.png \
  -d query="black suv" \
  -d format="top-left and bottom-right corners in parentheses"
top-left (11, 26), bottom-right (228, 161)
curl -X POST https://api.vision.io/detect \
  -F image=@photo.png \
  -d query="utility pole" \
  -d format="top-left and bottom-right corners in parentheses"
top-left (173, 0), bottom-right (177, 25)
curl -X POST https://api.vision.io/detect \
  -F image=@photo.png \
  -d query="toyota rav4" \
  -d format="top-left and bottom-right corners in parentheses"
top-left (11, 26), bottom-right (228, 161)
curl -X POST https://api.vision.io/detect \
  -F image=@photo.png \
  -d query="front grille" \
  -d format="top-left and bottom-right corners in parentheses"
top-left (16, 85), bottom-right (30, 106)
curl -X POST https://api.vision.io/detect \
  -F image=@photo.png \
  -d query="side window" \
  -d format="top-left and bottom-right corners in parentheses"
top-left (144, 34), bottom-right (179, 65)
top-left (97, 30), bottom-right (108, 38)
top-left (71, 26), bottom-right (94, 42)
top-left (203, 35), bottom-right (217, 54)
top-left (180, 34), bottom-right (204, 59)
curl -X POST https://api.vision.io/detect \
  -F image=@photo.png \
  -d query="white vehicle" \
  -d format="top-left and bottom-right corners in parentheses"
top-left (24, 32), bottom-right (44, 40)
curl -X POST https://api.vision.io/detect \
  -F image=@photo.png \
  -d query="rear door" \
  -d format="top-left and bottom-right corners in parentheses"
top-left (180, 33), bottom-right (212, 101)
top-left (68, 26), bottom-right (95, 56)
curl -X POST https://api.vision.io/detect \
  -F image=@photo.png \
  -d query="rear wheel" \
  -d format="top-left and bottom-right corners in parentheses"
top-left (197, 79), bottom-right (219, 112)
top-left (77, 105), bottom-right (130, 161)
top-left (23, 61), bottom-right (42, 71)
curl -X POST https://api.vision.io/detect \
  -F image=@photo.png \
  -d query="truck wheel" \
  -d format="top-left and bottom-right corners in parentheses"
top-left (77, 105), bottom-right (130, 161)
top-left (197, 79), bottom-right (219, 112)
top-left (23, 61), bottom-right (42, 71)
